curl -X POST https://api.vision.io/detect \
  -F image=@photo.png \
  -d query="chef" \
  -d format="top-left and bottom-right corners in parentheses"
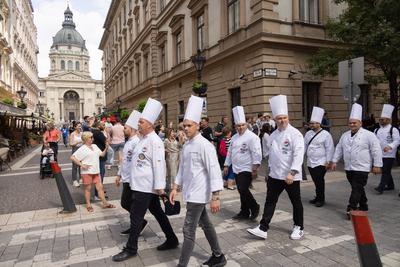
top-left (224, 106), bottom-right (262, 220)
top-left (170, 95), bottom-right (226, 267)
top-left (112, 98), bottom-right (178, 262)
top-left (304, 106), bottom-right (334, 207)
top-left (247, 95), bottom-right (305, 240)
top-left (331, 103), bottom-right (382, 219)
top-left (373, 104), bottom-right (400, 194)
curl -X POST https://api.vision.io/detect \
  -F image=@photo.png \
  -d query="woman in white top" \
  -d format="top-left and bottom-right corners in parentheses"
top-left (69, 122), bottom-right (83, 187)
top-left (71, 131), bottom-right (115, 212)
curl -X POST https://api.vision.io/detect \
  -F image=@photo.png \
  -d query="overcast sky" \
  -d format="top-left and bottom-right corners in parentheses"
top-left (33, 0), bottom-right (112, 80)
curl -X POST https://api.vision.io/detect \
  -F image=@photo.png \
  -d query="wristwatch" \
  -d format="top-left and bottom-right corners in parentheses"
top-left (211, 196), bottom-right (220, 201)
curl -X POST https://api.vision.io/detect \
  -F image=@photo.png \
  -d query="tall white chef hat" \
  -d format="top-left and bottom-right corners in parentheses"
top-left (349, 103), bottom-right (363, 121)
top-left (125, 110), bottom-right (141, 130)
top-left (184, 95), bottom-right (204, 124)
top-left (380, 104), bottom-right (394, 119)
top-left (232, 106), bottom-right (246, 125)
top-left (141, 98), bottom-right (163, 125)
top-left (310, 106), bottom-right (324, 124)
top-left (269, 95), bottom-right (288, 118)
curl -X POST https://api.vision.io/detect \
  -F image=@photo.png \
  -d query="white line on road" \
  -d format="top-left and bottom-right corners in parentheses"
top-left (0, 168), bottom-right (72, 177)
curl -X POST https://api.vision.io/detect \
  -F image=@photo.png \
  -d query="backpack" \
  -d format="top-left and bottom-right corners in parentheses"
top-left (374, 126), bottom-right (400, 165)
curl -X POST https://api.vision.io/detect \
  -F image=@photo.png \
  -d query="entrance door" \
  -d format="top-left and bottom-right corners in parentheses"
top-left (64, 90), bottom-right (80, 122)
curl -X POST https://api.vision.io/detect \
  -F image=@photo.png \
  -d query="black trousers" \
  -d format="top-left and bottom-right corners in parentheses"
top-left (345, 171), bottom-right (369, 211)
top-left (235, 171), bottom-right (258, 216)
top-left (48, 142), bottom-right (58, 161)
top-left (121, 182), bottom-right (132, 212)
top-left (126, 191), bottom-right (177, 253)
top-left (259, 177), bottom-right (303, 231)
top-left (378, 158), bottom-right (395, 189)
top-left (308, 165), bottom-right (327, 202)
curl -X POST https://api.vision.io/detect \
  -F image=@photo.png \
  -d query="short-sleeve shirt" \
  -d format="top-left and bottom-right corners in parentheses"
top-left (72, 144), bottom-right (102, 174)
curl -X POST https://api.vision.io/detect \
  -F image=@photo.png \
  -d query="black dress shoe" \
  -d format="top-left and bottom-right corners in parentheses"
top-left (309, 198), bottom-right (317, 204)
top-left (232, 213), bottom-right (249, 220)
top-left (250, 204), bottom-right (260, 220)
top-left (120, 228), bottom-right (130, 236)
top-left (315, 201), bottom-right (325, 207)
top-left (374, 187), bottom-right (383, 194)
top-left (157, 238), bottom-right (179, 251)
top-left (203, 253), bottom-right (227, 266)
top-left (112, 249), bottom-right (137, 262)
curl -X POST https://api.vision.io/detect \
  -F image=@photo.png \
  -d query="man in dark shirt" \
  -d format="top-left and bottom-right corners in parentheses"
top-left (91, 121), bottom-right (108, 199)
top-left (200, 117), bottom-right (214, 143)
top-left (214, 116), bottom-right (228, 142)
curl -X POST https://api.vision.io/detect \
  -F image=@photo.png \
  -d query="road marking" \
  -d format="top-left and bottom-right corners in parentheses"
top-left (10, 146), bottom-right (42, 170)
top-left (0, 167), bottom-right (72, 177)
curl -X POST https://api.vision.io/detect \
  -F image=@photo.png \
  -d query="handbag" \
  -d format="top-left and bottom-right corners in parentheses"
top-left (160, 194), bottom-right (180, 216)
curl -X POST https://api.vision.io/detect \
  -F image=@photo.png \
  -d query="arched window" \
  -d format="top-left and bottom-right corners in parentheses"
top-left (51, 60), bottom-right (55, 69)
top-left (68, 60), bottom-right (73, 70)
top-left (84, 62), bottom-right (88, 71)
top-left (61, 60), bottom-right (65, 70)
top-left (75, 61), bottom-right (80, 71)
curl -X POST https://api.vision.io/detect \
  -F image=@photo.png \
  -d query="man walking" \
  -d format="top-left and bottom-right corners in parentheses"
top-left (112, 98), bottom-right (178, 262)
top-left (170, 95), bottom-right (226, 267)
top-left (247, 95), bottom-right (305, 240)
top-left (224, 106), bottom-right (262, 220)
top-left (331, 103), bottom-right (382, 219)
top-left (373, 104), bottom-right (400, 194)
top-left (110, 118), bottom-right (125, 166)
top-left (304, 106), bottom-right (334, 207)
top-left (115, 110), bottom-right (148, 235)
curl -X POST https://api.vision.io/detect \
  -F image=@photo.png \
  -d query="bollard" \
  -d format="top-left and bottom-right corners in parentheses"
top-left (350, 210), bottom-right (382, 267)
top-left (51, 162), bottom-right (77, 213)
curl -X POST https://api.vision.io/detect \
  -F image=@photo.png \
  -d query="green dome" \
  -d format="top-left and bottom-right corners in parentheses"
top-left (51, 6), bottom-right (86, 49)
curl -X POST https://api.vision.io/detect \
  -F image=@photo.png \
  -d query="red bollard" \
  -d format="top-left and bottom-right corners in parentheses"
top-left (350, 210), bottom-right (382, 267)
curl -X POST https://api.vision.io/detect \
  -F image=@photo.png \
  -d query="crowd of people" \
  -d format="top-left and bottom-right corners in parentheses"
top-left (38, 93), bottom-right (399, 267)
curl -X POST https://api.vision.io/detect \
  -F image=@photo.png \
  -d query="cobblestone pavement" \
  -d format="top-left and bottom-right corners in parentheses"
top-left (0, 145), bottom-right (399, 266)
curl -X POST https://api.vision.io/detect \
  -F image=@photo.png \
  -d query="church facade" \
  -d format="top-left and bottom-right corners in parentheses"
top-left (38, 6), bottom-right (105, 123)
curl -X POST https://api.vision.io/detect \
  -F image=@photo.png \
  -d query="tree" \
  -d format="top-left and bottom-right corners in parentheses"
top-left (308, 0), bottom-right (400, 124)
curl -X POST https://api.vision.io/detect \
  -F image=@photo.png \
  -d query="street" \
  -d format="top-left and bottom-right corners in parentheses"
top-left (0, 145), bottom-right (399, 266)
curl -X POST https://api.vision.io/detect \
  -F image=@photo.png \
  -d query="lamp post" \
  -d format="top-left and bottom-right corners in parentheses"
top-left (191, 50), bottom-right (207, 97)
top-left (36, 101), bottom-right (44, 116)
top-left (45, 108), bottom-right (50, 117)
top-left (16, 86), bottom-right (27, 102)
top-left (51, 112), bottom-right (54, 120)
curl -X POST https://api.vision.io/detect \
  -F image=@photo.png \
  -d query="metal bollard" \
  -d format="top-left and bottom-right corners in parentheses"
top-left (350, 210), bottom-right (382, 267)
top-left (51, 162), bottom-right (77, 213)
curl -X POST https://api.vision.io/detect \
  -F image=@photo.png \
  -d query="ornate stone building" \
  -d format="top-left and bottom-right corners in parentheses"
top-left (38, 6), bottom-right (105, 123)
top-left (0, 0), bottom-right (13, 102)
top-left (100, 0), bottom-right (385, 139)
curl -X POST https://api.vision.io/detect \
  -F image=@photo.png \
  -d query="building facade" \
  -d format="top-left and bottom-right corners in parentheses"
top-left (38, 6), bottom-right (105, 123)
top-left (100, 0), bottom-right (386, 139)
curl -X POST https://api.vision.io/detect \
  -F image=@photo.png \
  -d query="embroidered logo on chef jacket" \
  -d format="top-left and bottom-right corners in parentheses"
top-left (282, 139), bottom-right (290, 154)
top-left (127, 149), bottom-right (133, 162)
top-left (138, 153), bottom-right (146, 160)
top-left (240, 143), bottom-right (248, 153)
top-left (142, 147), bottom-right (147, 153)
top-left (386, 134), bottom-right (393, 143)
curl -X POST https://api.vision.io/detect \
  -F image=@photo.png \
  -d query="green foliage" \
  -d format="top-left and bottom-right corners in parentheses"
top-left (137, 100), bottom-right (146, 113)
top-left (120, 108), bottom-right (129, 120)
top-left (2, 98), bottom-right (14, 105)
top-left (17, 102), bottom-right (27, 109)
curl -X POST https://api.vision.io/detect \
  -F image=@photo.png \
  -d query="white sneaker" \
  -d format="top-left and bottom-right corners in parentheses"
top-left (290, 225), bottom-right (304, 240)
top-left (247, 225), bottom-right (268, 239)
top-left (93, 196), bottom-right (101, 201)
top-left (73, 181), bottom-right (80, 187)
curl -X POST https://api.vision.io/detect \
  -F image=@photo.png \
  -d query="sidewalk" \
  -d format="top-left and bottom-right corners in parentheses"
top-left (0, 169), bottom-right (399, 267)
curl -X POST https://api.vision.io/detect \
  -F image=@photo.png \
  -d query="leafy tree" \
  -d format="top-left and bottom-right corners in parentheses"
top-left (137, 100), bottom-right (146, 113)
top-left (308, 0), bottom-right (400, 124)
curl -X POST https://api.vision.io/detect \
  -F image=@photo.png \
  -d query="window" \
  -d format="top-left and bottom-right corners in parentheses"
top-left (96, 92), bottom-right (102, 99)
top-left (144, 54), bottom-right (149, 80)
top-left (357, 84), bottom-right (370, 118)
top-left (136, 61), bottom-right (141, 84)
top-left (228, 0), bottom-right (239, 34)
top-left (159, 0), bottom-right (165, 12)
top-left (61, 60), bottom-right (65, 70)
top-left (178, 100), bottom-right (184, 115)
top-left (135, 16), bottom-right (140, 36)
top-left (68, 60), bottom-right (73, 70)
top-left (196, 14), bottom-right (204, 51)
top-left (302, 82), bottom-right (320, 122)
top-left (160, 44), bottom-right (166, 73)
top-left (75, 61), bottom-right (80, 71)
top-left (123, 4), bottom-right (127, 24)
top-left (175, 31), bottom-right (182, 64)
top-left (129, 0), bottom-right (132, 11)
top-left (163, 103), bottom-right (168, 124)
top-left (299, 0), bottom-right (320, 24)
top-left (39, 91), bottom-right (45, 97)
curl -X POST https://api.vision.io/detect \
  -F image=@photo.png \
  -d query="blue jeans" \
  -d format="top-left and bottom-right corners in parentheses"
top-left (95, 159), bottom-right (106, 197)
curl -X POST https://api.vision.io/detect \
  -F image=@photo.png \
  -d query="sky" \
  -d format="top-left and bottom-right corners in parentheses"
top-left (32, 0), bottom-right (112, 80)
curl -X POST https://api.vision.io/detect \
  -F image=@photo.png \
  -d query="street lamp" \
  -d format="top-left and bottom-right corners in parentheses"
top-left (36, 101), bottom-right (44, 116)
top-left (51, 112), bottom-right (54, 120)
top-left (191, 49), bottom-right (207, 96)
top-left (16, 86), bottom-right (27, 102)
top-left (45, 108), bottom-right (50, 117)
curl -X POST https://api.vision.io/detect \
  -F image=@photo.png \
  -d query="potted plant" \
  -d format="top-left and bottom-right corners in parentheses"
top-left (17, 102), bottom-right (27, 109)
top-left (192, 80), bottom-right (208, 95)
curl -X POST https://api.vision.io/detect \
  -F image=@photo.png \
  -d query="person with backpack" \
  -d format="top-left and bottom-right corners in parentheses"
top-left (373, 104), bottom-right (400, 194)
top-left (304, 107), bottom-right (334, 207)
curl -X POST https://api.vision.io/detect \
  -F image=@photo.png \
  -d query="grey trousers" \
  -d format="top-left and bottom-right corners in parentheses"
top-left (71, 146), bottom-right (80, 182)
top-left (178, 202), bottom-right (222, 267)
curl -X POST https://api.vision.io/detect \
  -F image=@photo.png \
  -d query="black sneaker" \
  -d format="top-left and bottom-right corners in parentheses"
top-left (203, 253), bottom-right (227, 267)
top-left (139, 219), bottom-right (148, 235)
top-left (156, 238), bottom-right (179, 251)
top-left (309, 198), bottom-right (317, 204)
top-left (232, 213), bottom-right (249, 220)
top-left (315, 201), bottom-right (325, 207)
top-left (120, 228), bottom-right (130, 236)
top-left (374, 187), bottom-right (383, 194)
top-left (250, 204), bottom-right (260, 220)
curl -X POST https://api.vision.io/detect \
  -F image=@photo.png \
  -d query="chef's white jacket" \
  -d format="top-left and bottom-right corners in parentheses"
top-left (118, 135), bottom-right (140, 183)
top-left (304, 129), bottom-right (334, 168)
top-left (375, 124), bottom-right (400, 158)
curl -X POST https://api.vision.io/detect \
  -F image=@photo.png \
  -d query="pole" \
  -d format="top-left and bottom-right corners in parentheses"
top-left (348, 59), bottom-right (354, 115)
top-left (50, 162), bottom-right (77, 213)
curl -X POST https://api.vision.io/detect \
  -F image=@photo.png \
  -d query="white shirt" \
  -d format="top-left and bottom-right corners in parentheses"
top-left (130, 131), bottom-right (166, 193)
top-left (224, 129), bottom-right (262, 174)
top-left (175, 133), bottom-right (223, 204)
top-left (268, 124), bottom-right (304, 181)
top-left (333, 128), bottom-right (383, 172)
top-left (375, 124), bottom-right (400, 158)
top-left (72, 144), bottom-right (102, 174)
top-left (118, 135), bottom-right (140, 183)
top-left (304, 129), bottom-right (335, 168)
top-left (262, 133), bottom-right (270, 158)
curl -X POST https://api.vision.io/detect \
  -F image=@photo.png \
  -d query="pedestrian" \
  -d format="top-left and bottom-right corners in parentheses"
top-left (331, 103), bottom-right (382, 219)
top-left (214, 116), bottom-right (228, 141)
top-left (304, 107), bottom-right (334, 207)
top-left (164, 128), bottom-right (180, 192)
top-left (61, 124), bottom-right (69, 147)
top-left (70, 131), bottom-right (115, 212)
top-left (374, 104), bottom-right (400, 194)
top-left (224, 106), bottom-right (262, 220)
top-left (110, 118), bottom-right (125, 167)
top-left (247, 95), bottom-right (305, 240)
top-left (43, 123), bottom-right (60, 161)
top-left (115, 110), bottom-right (148, 235)
top-left (112, 98), bottom-right (178, 262)
top-left (91, 121), bottom-right (108, 200)
top-left (169, 95), bottom-right (227, 267)
top-left (264, 113), bottom-right (276, 130)
top-left (82, 116), bottom-right (91, 131)
top-left (104, 117), bottom-right (114, 170)
top-left (321, 112), bottom-right (331, 132)
top-left (218, 126), bottom-right (235, 190)
top-left (200, 117), bottom-right (214, 143)
top-left (69, 122), bottom-right (83, 187)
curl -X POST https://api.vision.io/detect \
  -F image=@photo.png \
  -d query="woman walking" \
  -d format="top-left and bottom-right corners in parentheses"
top-left (164, 128), bottom-right (180, 192)
top-left (69, 122), bottom-right (83, 187)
